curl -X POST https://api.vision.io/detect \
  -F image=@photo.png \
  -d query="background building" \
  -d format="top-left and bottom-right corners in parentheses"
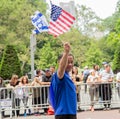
top-left (60, 1), bottom-right (76, 17)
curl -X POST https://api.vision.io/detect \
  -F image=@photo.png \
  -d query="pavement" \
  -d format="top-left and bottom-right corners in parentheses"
top-left (4, 108), bottom-right (120, 119)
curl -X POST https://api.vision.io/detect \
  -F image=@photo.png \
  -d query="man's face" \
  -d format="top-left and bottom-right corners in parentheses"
top-left (66, 55), bottom-right (74, 72)
top-left (105, 65), bottom-right (110, 72)
top-left (45, 71), bottom-right (51, 76)
top-left (50, 67), bottom-right (55, 74)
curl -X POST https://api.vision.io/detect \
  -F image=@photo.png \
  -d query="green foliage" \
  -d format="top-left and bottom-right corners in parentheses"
top-left (112, 42), bottom-right (120, 72)
top-left (85, 42), bottom-right (103, 67)
top-left (0, 0), bottom-right (120, 74)
top-left (0, 45), bottom-right (22, 80)
top-left (60, 28), bottom-right (91, 67)
top-left (116, 0), bottom-right (120, 14)
top-left (114, 19), bottom-right (120, 33)
top-left (0, 0), bottom-right (47, 73)
top-left (35, 41), bottom-right (58, 70)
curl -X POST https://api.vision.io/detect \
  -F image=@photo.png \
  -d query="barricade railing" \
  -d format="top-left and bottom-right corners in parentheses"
top-left (0, 82), bottom-right (120, 118)
top-left (76, 82), bottom-right (120, 110)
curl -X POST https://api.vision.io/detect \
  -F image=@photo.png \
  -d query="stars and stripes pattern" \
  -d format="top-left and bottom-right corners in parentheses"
top-left (48, 4), bottom-right (76, 37)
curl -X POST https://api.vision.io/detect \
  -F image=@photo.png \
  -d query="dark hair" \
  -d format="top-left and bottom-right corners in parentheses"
top-left (104, 64), bottom-right (110, 68)
top-left (21, 76), bottom-right (28, 84)
top-left (10, 74), bottom-right (19, 86)
top-left (72, 66), bottom-right (78, 75)
top-left (58, 53), bottom-right (74, 61)
top-left (36, 69), bottom-right (41, 75)
top-left (50, 66), bottom-right (55, 69)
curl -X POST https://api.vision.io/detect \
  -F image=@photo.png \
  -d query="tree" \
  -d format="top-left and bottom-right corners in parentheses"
top-left (60, 28), bottom-right (91, 67)
top-left (0, 0), bottom-right (47, 73)
top-left (84, 41), bottom-right (103, 67)
top-left (0, 45), bottom-right (22, 80)
top-left (35, 41), bottom-right (58, 70)
top-left (76, 5), bottom-right (103, 37)
top-left (112, 42), bottom-right (120, 72)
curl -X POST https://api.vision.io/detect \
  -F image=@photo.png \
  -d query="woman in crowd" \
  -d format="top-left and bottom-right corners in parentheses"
top-left (7, 74), bottom-right (20, 117)
top-left (87, 69), bottom-right (100, 112)
top-left (71, 66), bottom-right (82, 111)
top-left (19, 76), bottom-right (31, 116)
top-left (31, 77), bottom-right (42, 116)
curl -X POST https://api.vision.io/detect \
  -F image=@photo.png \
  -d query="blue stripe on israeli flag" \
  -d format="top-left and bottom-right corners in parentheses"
top-left (32, 29), bottom-right (40, 34)
top-left (31, 11), bottom-right (48, 34)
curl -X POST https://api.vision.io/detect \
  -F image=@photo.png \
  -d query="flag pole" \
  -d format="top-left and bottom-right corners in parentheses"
top-left (30, 33), bottom-right (36, 80)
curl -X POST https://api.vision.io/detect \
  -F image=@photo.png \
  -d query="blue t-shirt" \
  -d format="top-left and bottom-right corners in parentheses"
top-left (49, 72), bottom-right (77, 115)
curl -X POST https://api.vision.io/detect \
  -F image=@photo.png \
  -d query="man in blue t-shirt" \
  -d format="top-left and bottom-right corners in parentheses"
top-left (49, 42), bottom-right (77, 119)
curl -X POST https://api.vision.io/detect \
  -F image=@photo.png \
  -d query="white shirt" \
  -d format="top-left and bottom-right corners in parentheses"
top-left (100, 70), bottom-right (114, 82)
top-left (116, 72), bottom-right (120, 87)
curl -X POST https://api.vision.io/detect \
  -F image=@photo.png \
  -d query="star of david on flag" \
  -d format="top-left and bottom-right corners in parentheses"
top-left (31, 11), bottom-right (48, 34)
top-left (48, 3), bottom-right (76, 37)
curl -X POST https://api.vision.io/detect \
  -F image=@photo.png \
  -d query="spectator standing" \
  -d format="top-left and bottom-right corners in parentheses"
top-left (93, 64), bottom-right (100, 76)
top-left (116, 71), bottom-right (120, 98)
top-left (99, 64), bottom-right (114, 110)
top-left (83, 66), bottom-right (90, 93)
top-left (116, 71), bottom-right (120, 112)
top-left (87, 69), bottom-right (100, 112)
top-left (20, 76), bottom-right (31, 116)
top-left (71, 66), bottom-right (81, 111)
top-left (50, 66), bottom-right (56, 75)
top-left (35, 69), bottom-right (42, 82)
top-left (31, 77), bottom-right (42, 116)
top-left (49, 42), bottom-right (77, 119)
top-left (41, 69), bottom-right (52, 114)
top-left (0, 77), bottom-right (7, 118)
top-left (7, 74), bottom-right (20, 117)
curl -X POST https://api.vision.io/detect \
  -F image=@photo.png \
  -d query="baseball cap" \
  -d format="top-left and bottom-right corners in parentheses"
top-left (102, 62), bottom-right (107, 65)
top-left (45, 68), bottom-right (50, 72)
top-left (84, 66), bottom-right (88, 69)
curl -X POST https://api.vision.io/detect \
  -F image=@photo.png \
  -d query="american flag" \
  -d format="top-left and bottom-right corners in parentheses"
top-left (48, 4), bottom-right (75, 37)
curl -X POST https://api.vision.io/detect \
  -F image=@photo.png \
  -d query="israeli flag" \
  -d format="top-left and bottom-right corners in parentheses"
top-left (31, 11), bottom-right (48, 34)
top-left (32, 29), bottom-right (40, 35)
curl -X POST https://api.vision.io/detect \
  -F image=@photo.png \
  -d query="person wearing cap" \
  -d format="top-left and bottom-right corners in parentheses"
top-left (99, 62), bottom-right (107, 73)
top-left (49, 42), bottom-right (77, 119)
top-left (99, 64), bottom-right (114, 111)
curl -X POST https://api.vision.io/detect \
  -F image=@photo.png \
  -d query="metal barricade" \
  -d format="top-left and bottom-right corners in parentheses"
top-left (77, 82), bottom-right (120, 111)
top-left (0, 82), bottom-right (120, 118)
top-left (0, 87), bottom-right (13, 119)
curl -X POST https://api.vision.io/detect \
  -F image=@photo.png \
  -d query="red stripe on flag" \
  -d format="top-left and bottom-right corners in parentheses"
top-left (49, 22), bottom-right (64, 33)
top-left (58, 17), bottom-right (71, 28)
top-left (55, 20), bottom-right (69, 31)
top-left (48, 4), bottom-right (75, 37)
top-left (49, 26), bottom-right (62, 35)
top-left (60, 14), bottom-right (74, 25)
top-left (62, 9), bottom-right (75, 21)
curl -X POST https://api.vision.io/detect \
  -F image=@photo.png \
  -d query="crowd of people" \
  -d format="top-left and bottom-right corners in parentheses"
top-left (0, 43), bottom-right (120, 119)
top-left (0, 66), bottom-right (55, 118)
top-left (71, 62), bottom-right (120, 112)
